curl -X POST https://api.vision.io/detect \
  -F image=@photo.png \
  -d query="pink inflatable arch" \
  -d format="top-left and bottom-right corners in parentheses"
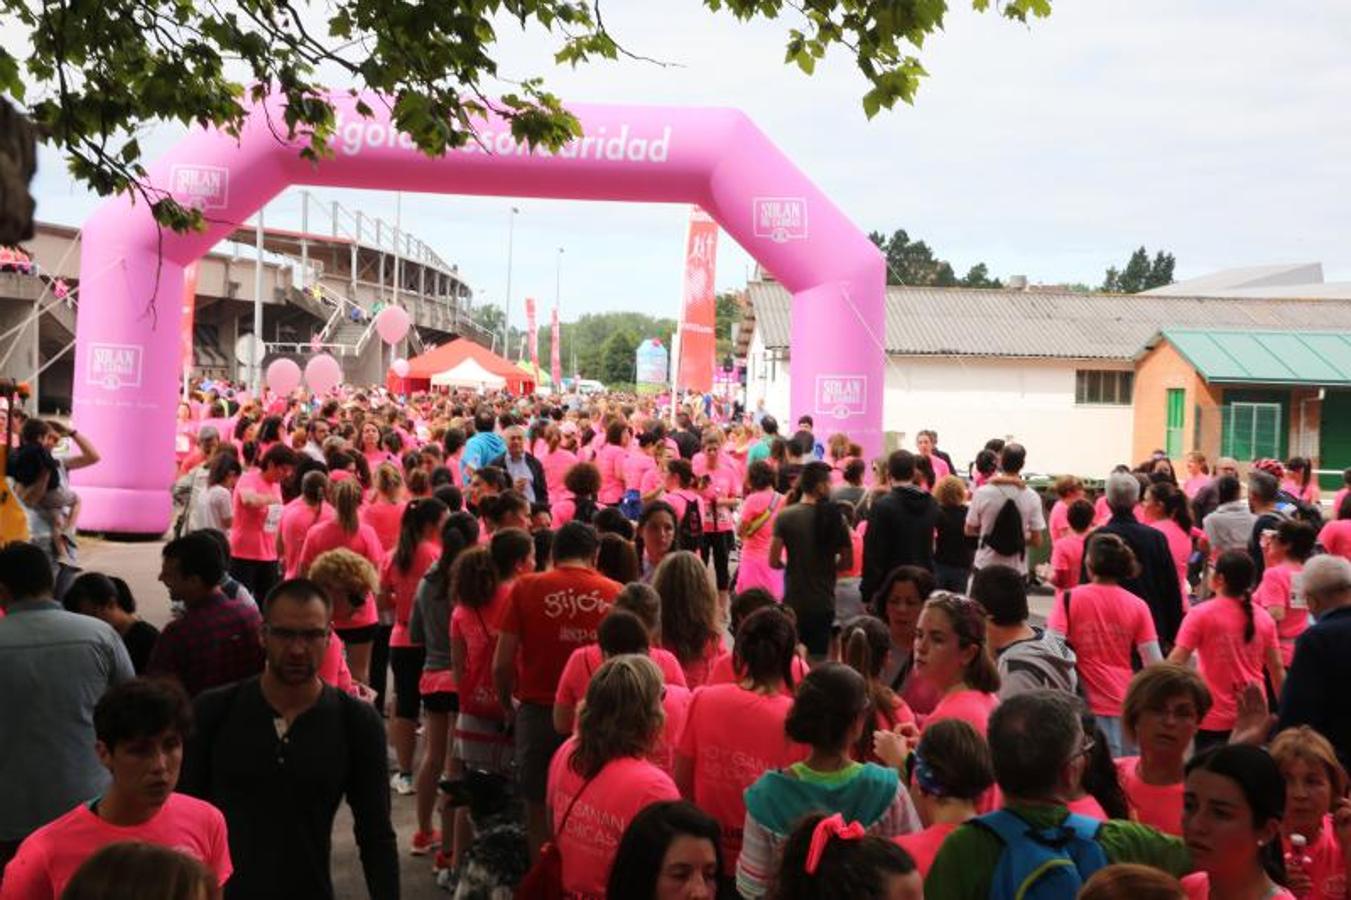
top-left (72, 95), bottom-right (884, 533)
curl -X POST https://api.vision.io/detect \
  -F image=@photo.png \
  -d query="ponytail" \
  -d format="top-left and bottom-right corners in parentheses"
top-left (1148, 482), bottom-right (1192, 532)
top-left (392, 497), bottom-right (449, 573)
top-left (331, 479), bottom-right (362, 533)
top-left (841, 616), bottom-right (899, 761)
top-left (1214, 550), bottom-right (1257, 642)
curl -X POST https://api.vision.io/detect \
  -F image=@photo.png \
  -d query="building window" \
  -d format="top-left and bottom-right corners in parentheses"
top-left (1222, 402), bottom-right (1282, 462)
top-left (1165, 388), bottom-right (1186, 457)
top-left (1075, 370), bottom-right (1134, 405)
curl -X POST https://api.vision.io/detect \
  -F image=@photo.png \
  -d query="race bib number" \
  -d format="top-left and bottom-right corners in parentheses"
top-left (1290, 572), bottom-right (1306, 610)
top-left (264, 503), bottom-right (283, 533)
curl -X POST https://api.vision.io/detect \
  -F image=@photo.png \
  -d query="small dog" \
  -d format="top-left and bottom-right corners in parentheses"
top-left (440, 769), bottom-right (529, 899)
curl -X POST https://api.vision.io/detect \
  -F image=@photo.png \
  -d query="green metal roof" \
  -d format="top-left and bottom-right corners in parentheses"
top-left (1161, 329), bottom-right (1351, 385)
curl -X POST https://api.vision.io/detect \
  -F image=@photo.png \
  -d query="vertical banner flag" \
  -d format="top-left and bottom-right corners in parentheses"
top-left (678, 206), bottom-right (718, 392)
top-left (525, 296), bottom-right (540, 384)
top-left (550, 307), bottom-right (562, 388)
top-left (179, 262), bottom-right (199, 386)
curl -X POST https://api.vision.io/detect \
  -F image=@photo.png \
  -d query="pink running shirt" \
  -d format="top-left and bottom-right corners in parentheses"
top-left (1047, 583), bottom-right (1158, 716)
top-left (1174, 595), bottom-right (1279, 730)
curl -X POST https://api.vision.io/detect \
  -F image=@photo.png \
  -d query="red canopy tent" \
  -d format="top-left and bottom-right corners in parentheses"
top-left (387, 338), bottom-right (532, 395)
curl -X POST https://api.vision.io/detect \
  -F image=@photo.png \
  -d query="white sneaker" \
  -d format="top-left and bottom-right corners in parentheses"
top-left (390, 772), bottom-right (415, 795)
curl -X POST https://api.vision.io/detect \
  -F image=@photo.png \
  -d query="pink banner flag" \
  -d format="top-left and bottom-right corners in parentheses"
top-left (551, 307), bottom-right (562, 387)
top-left (525, 296), bottom-right (540, 385)
top-left (678, 206), bottom-right (718, 392)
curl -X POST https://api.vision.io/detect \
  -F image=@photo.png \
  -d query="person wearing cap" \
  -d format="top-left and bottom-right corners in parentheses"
top-left (1277, 554), bottom-right (1351, 770)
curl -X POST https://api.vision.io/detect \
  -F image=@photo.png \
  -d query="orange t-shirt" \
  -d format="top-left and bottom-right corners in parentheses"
top-left (497, 565), bottom-right (622, 705)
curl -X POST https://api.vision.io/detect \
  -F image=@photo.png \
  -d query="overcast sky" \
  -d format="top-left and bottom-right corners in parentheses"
top-left (27, 0), bottom-right (1351, 324)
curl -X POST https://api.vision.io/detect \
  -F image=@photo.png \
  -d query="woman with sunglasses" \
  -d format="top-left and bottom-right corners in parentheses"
top-left (912, 592), bottom-right (1001, 736)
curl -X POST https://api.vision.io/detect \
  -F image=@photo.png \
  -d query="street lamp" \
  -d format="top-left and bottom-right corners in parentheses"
top-left (502, 206), bottom-right (519, 352)
top-left (555, 247), bottom-right (564, 311)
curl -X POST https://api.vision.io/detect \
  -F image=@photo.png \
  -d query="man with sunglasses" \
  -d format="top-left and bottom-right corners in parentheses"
top-left (180, 579), bottom-right (398, 900)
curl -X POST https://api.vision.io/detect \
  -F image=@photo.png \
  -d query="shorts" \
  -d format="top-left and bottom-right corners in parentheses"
top-left (419, 668), bottom-right (457, 697)
top-left (423, 691), bottom-right (459, 714)
top-left (455, 712), bottom-right (514, 774)
top-left (792, 606), bottom-right (835, 659)
top-left (514, 702), bottom-right (564, 803)
top-left (334, 623), bottom-right (379, 645)
top-left (389, 645), bottom-right (427, 720)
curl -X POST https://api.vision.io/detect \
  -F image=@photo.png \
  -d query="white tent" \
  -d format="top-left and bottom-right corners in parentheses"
top-left (430, 357), bottom-right (507, 389)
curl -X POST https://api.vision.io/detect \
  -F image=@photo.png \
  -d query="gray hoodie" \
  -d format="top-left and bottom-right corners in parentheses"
top-left (995, 626), bottom-right (1078, 699)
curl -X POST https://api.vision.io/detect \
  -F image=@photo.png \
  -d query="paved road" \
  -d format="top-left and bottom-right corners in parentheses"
top-left (78, 537), bottom-right (447, 898)
top-left (77, 536), bottom-right (1057, 897)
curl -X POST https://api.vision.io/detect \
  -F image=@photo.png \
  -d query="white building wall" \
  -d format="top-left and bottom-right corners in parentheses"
top-left (748, 345), bottom-right (1134, 477)
top-left (745, 329), bottom-right (791, 421)
top-left (883, 356), bottom-right (1134, 478)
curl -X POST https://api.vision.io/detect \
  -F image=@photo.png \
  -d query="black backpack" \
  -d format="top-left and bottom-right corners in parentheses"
top-left (676, 494), bottom-right (703, 552)
top-left (983, 488), bottom-right (1027, 558)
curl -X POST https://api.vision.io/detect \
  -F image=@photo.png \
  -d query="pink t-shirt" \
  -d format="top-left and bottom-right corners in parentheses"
top-left (923, 453), bottom-right (952, 482)
top-left (639, 466), bottom-right (666, 498)
top-left (547, 741), bottom-right (680, 898)
top-left (1183, 475), bottom-right (1210, 499)
top-left (1115, 756), bottom-right (1183, 835)
top-left (1283, 814), bottom-right (1347, 900)
top-left (1147, 517), bottom-right (1193, 603)
top-left (924, 689), bottom-right (999, 736)
top-left (318, 630), bottom-right (355, 694)
top-left (705, 651), bottom-right (810, 694)
top-left (363, 449), bottom-right (395, 470)
top-left (1048, 499), bottom-right (1071, 542)
top-left (1174, 595), bottom-right (1280, 730)
top-left (669, 637), bottom-right (731, 689)
top-left (675, 684), bottom-right (807, 871)
top-left (693, 453), bottom-right (740, 533)
top-left (1047, 583), bottom-right (1158, 716)
top-left (297, 519), bottom-right (385, 575)
top-left (555, 644), bottom-right (688, 722)
top-left (596, 444), bottom-right (628, 504)
top-left (541, 448), bottom-right (578, 500)
top-left (360, 499), bottom-right (406, 553)
top-left (622, 451), bottom-right (656, 493)
top-left (894, 822), bottom-right (959, 878)
top-left (1050, 532), bottom-right (1087, 589)
top-left (1094, 496), bottom-right (1144, 526)
top-left (1067, 794), bottom-right (1108, 820)
top-left (229, 468), bottom-right (282, 562)
top-left (1318, 519), bottom-right (1351, 560)
top-left (279, 499), bottom-right (334, 578)
top-left (449, 586), bottom-right (510, 719)
top-left (1181, 873), bottom-right (1295, 900)
top-left (738, 489), bottom-right (782, 562)
top-left (1252, 561), bottom-right (1307, 665)
top-left (665, 488), bottom-right (704, 532)
top-left (380, 539), bottom-right (440, 647)
top-left (0, 794), bottom-right (232, 899)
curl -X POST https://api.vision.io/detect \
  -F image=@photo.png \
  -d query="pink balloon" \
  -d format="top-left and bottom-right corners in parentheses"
top-left (375, 306), bottom-right (411, 345)
top-left (266, 358), bottom-right (302, 395)
top-left (391, 358), bottom-right (410, 378)
top-left (304, 353), bottom-right (342, 395)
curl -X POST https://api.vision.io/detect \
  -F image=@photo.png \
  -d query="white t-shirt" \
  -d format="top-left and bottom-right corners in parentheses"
top-left (187, 484), bottom-right (233, 533)
top-left (966, 480), bottom-right (1046, 571)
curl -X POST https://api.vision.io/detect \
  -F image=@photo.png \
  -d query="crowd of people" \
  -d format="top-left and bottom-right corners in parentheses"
top-left (3, 379), bottom-right (1351, 899)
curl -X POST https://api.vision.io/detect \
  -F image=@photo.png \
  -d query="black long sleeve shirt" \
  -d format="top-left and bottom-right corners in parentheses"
top-left (180, 677), bottom-right (399, 900)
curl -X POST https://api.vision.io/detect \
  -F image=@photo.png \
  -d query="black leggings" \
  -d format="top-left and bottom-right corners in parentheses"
top-left (389, 645), bottom-right (427, 720)
top-left (368, 624), bottom-right (394, 715)
top-left (701, 531), bottom-right (733, 591)
top-left (229, 558), bottom-right (279, 602)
